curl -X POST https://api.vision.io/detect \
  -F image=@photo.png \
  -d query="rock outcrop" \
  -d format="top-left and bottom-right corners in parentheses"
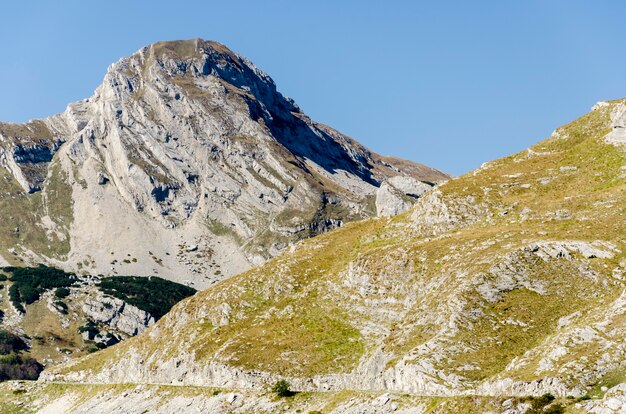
top-left (375, 176), bottom-right (433, 217)
top-left (82, 294), bottom-right (155, 336)
top-left (604, 101), bottom-right (626, 144)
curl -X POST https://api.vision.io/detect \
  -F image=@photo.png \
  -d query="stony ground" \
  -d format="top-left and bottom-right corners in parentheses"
top-left (1, 380), bottom-right (613, 414)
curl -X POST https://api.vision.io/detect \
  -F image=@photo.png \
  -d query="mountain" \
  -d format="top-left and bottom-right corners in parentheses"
top-left (0, 39), bottom-right (448, 288)
top-left (13, 98), bottom-right (626, 413)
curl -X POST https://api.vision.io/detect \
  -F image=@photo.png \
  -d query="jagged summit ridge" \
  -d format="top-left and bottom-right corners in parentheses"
top-left (0, 39), bottom-right (448, 286)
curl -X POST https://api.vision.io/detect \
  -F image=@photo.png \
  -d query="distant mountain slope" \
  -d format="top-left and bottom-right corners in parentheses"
top-left (46, 99), bottom-right (626, 412)
top-left (0, 39), bottom-right (448, 288)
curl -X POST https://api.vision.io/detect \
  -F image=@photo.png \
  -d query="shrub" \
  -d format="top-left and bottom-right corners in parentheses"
top-left (53, 301), bottom-right (68, 315)
top-left (532, 394), bottom-right (555, 409)
top-left (520, 394), bottom-right (561, 414)
top-left (9, 360), bottom-right (44, 380)
top-left (544, 404), bottom-right (565, 414)
top-left (0, 330), bottom-right (43, 382)
top-left (78, 321), bottom-right (99, 338)
top-left (19, 286), bottom-right (39, 304)
top-left (8, 284), bottom-right (24, 313)
top-left (0, 331), bottom-right (27, 355)
top-left (272, 379), bottom-right (293, 397)
top-left (5, 265), bottom-right (75, 313)
top-left (54, 287), bottom-right (71, 298)
top-left (98, 276), bottom-right (196, 320)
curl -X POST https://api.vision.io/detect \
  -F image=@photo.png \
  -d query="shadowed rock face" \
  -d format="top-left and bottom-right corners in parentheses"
top-left (0, 39), bottom-right (448, 287)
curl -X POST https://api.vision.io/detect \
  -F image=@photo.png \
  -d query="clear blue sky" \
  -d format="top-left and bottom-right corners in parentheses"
top-left (1, 1), bottom-right (625, 175)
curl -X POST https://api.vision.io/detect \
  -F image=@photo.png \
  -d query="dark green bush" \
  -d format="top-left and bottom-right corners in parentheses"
top-left (532, 394), bottom-right (555, 409)
top-left (54, 287), bottom-right (71, 298)
top-left (0, 331), bottom-right (27, 355)
top-left (78, 320), bottom-right (99, 338)
top-left (0, 356), bottom-right (42, 381)
top-left (54, 301), bottom-right (68, 315)
top-left (5, 265), bottom-right (75, 313)
top-left (520, 394), bottom-right (560, 414)
top-left (98, 276), bottom-right (196, 320)
top-left (0, 330), bottom-right (43, 381)
top-left (0, 354), bottom-right (20, 364)
top-left (8, 284), bottom-right (25, 313)
top-left (19, 286), bottom-right (39, 304)
top-left (272, 380), bottom-right (293, 397)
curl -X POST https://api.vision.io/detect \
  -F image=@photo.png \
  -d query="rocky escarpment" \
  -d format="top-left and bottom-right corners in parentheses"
top-left (41, 99), bottom-right (626, 412)
top-left (81, 294), bottom-right (154, 337)
top-left (0, 39), bottom-right (448, 288)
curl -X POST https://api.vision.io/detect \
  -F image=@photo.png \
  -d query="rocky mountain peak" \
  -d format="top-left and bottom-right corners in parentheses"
top-left (0, 39), bottom-right (448, 286)
top-left (108, 39), bottom-right (295, 114)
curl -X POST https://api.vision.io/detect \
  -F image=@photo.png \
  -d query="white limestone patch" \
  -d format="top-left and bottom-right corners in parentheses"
top-left (605, 103), bottom-right (626, 145)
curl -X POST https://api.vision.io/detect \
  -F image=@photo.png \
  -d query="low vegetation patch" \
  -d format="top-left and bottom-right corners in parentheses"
top-left (272, 380), bottom-right (295, 397)
top-left (4, 265), bottom-right (76, 313)
top-left (0, 330), bottom-right (42, 381)
top-left (98, 276), bottom-right (196, 320)
top-left (54, 287), bottom-right (70, 299)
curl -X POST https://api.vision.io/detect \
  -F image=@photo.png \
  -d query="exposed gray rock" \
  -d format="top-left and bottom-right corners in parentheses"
top-left (579, 383), bottom-right (626, 413)
top-left (387, 176), bottom-right (433, 196)
top-left (530, 240), bottom-right (618, 260)
top-left (376, 182), bottom-right (411, 217)
top-left (82, 294), bottom-right (154, 336)
top-left (605, 103), bottom-right (626, 145)
top-left (376, 176), bottom-right (433, 217)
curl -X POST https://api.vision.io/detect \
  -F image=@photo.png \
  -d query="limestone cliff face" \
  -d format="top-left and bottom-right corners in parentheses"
top-left (0, 39), bottom-right (448, 287)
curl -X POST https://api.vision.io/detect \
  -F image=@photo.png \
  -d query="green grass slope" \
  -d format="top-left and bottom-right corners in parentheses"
top-left (51, 99), bottom-right (626, 399)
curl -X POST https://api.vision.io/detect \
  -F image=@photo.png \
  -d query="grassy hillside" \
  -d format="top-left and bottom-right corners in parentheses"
top-left (53, 100), bottom-right (626, 399)
top-left (0, 158), bottom-right (72, 263)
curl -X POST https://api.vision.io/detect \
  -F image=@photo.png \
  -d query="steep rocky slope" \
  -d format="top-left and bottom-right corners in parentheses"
top-left (30, 99), bottom-right (626, 414)
top-left (0, 39), bottom-right (447, 289)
